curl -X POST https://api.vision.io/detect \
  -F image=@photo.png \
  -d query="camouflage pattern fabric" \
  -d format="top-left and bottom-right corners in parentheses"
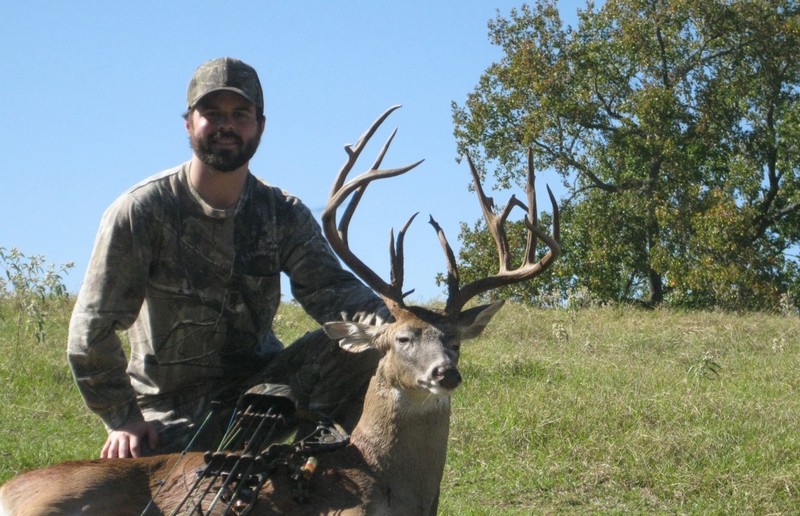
top-left (67, 162), bottom-right (385, 449)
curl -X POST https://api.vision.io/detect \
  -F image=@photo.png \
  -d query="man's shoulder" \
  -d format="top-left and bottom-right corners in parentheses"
top-left (104, 163), bottom-right (186, 217)
top-left (128, 163), bottom-right (186, 198)
top-left (248, 175), bottom-right (306, 211)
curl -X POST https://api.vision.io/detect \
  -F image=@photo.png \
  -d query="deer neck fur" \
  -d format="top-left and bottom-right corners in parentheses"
top-left (349, 360), bottom-right (452, 514)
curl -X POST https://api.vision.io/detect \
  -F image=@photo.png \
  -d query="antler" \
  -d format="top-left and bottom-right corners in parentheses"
top-left (321, 105), bottom-right (424, 308)
top-left (323, 107), bottom-right (559, 317)
top-left (431, 148), bottom-right (560, 317)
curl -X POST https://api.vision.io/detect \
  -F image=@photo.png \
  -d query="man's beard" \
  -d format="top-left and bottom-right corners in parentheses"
top-left (190, 129), bottom-right (260, 172)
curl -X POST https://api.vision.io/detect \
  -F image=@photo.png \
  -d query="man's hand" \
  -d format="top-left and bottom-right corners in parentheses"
top-left (101, 420), bottom-right (159, 458)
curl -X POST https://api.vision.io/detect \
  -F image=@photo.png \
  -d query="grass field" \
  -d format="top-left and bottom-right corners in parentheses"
top-left (1, 298), bottom-right (799, 514)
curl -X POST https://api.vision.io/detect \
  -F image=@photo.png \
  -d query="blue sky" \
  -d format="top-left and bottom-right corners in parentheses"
top-left (2, 1), bottom-right (584, 303)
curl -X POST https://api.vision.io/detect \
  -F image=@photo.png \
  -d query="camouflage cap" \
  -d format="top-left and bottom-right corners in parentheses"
top-left (186, 57), bottom-right (264, 112)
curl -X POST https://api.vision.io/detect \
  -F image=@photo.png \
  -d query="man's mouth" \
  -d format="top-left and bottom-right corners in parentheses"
top-left (213, 132), bottom-right (242, 147)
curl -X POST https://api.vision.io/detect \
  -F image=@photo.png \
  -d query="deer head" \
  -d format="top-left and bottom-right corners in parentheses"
top-left (320, 104), bottom-right (560, 404)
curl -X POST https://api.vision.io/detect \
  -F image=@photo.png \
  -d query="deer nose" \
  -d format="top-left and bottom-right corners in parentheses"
top-left (434, 365), bottom-right (462, 391)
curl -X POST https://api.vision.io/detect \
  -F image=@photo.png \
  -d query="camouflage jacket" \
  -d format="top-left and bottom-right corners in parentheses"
top-left (67, 162), bottom-right (384, 431)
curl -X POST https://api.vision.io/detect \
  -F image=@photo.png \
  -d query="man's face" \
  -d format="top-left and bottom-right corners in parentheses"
top-left (187, 90), bottom-right (265, 172)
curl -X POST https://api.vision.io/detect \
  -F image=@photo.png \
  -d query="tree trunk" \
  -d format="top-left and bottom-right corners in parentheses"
top-left (648, 268), bottom-right (663, 306)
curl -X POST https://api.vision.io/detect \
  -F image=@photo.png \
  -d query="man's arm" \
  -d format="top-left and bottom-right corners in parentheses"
top-left (281, 198), bottom-right (388, 325)
top-left (67, 194), bottom-right (151, 435)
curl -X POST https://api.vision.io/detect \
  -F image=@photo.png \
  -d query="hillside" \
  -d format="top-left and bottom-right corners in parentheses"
top-left (1, 299), bottom-right (799, 513)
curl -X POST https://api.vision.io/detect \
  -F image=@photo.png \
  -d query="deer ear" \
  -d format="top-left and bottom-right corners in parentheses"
top-left (456, 300), bottom-right (505, 340)
top-left (324, 321), bottom-right (381, 353)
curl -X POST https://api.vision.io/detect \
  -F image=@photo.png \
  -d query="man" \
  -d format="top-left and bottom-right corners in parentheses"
top-left (68, 57), bottom-right (386, 458)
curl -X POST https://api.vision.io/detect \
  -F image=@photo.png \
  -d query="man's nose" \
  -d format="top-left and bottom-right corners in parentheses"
top-left (215, 113), bottom-right (235, 129)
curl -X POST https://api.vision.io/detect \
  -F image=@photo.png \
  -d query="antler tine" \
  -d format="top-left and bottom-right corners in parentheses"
top-left (523, 147), bottom-right (538, 264)
top-left (466, 153), bottom-right (515, 272)
top-left (440, 150), bottom-right (561, 316)
top-left (391, 213), bottom-right (419, 299)
top-left (321, 106), bottom-right (424, 306)
top-left (338, 126), bottom-right (410, 244)
top-left (331, 105), bottom-right (402, 194)
top-left (429, 215), bottom-right (460, 304)
top-left (525, 184), bottom-right (560, 267)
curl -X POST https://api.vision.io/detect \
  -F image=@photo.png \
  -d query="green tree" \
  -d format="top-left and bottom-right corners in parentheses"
top-left (452, 0), bottom-right (800, 309)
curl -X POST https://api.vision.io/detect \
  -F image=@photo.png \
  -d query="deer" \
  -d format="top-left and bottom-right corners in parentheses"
top-left (0, 105), bottom-right (559, 516)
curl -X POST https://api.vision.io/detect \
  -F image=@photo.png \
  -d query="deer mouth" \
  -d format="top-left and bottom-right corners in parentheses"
top-left (420, 365), bottom-right (462, 394)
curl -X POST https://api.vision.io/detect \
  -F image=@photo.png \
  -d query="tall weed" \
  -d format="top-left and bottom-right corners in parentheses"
top-left (0, 247), bottom-right (73, 346)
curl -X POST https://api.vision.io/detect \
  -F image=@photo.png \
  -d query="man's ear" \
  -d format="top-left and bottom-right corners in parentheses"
top-left (258, 115), bottom-right (266, 137)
